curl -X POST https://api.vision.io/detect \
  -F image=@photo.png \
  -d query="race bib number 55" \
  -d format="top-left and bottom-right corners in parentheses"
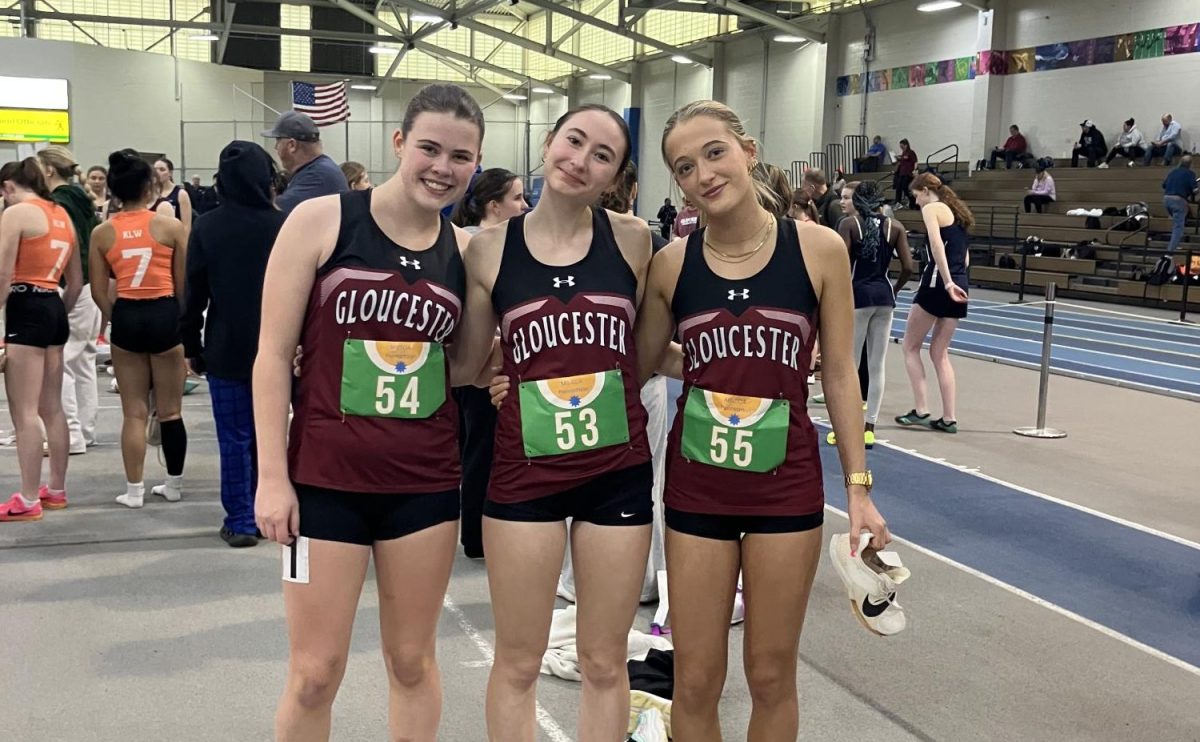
top-left (519, 370), bottom-right (630, 457)
top-left (681, 388), bottom-right (789, 472)
top-left (340, 339), bottom-right (445, 419)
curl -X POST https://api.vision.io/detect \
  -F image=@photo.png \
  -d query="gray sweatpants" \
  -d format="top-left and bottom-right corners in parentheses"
top-left (852, 305), bottom-right (894, 425)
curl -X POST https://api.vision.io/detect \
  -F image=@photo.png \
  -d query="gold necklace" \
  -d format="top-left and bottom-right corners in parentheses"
top-left (704, 217), bottom-right (774, 264)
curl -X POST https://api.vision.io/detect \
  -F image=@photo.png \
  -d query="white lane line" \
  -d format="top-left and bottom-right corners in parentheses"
top-left (442, 595), bottom-right (573, 742)
top-left (813, 416), bottom-right (1200, 550)
top-left (824, 504), bottom-right (1200, 679)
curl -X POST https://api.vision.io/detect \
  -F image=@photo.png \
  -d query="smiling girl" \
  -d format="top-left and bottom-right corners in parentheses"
top-left (456, 104), bottom-right (654, 741)
top-left (253, 84), bottom-right (488, 741)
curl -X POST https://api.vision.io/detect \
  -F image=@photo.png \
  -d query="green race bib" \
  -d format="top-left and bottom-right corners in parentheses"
top-left (518, 370), bottom-right (630, 457)
top-left (681, 387), bottom-right (789, 473)
top-left (340, 339), bottom-right (445, 419)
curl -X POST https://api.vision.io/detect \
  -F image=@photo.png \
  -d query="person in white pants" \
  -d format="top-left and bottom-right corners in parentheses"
top-left (559, 374), bottom-right (669, 603)
top-left (62, 291), bottom-right (102, 453)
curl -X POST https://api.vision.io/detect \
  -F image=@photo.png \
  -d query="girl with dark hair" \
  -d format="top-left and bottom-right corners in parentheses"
top-left (0, 158), bottom-right (83, 521)
top-left (896, 171), bottom-right (972, 433)
top-left (448, 166), bottom-right (526, 559)
top-left (637, 100), bottom-right (891, 738)
top-left (253, 83), bottom-right (489, 740)
top-left (153, 157), bottom-right (192, 233)
top-left (85, 165), bottom-right (109, 219)
top-left (893, 138), bottom-right (917, 208)
top-left (451, 167), bottom-right (525, 232)
top-left (834, 180), bottom-right (914, 447)
top-left (789, 189), bottom-right (820, 223)
top-left (455, 103), bottom-right (654, 740)
top-left (90, 149), bottom-right (190, 508)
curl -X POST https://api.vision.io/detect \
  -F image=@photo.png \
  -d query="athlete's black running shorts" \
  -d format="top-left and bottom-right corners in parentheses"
top-left (484, 461), bottom-right (653, 526)
top-left (294, 483), bottom-right (460, 545)
top-left (665, 506), bottom-right (823, 541)
top-left (5, 285), bottom-right (68, 348)
top-left (110, 296), bottom-right (181, 354)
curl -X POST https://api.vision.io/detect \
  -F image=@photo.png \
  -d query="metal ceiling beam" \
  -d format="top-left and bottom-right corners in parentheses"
top-left (550, 0), bottom-right (609, 51)
top-left (389, 0), bottom-right (629, 81)
top-left (522, 0), bottom-right (708, 65)
top-left (410, 37), bottom-right (567, 94)
top-left (418, 47), bottom-right (508, 97)
top-left (216, 0), bottom-right (237, 64)
top-left (374, 44), bottom-right (409, 98)
top-left (407, 0), bottom-right (504, 44)
top-left (703, 0), bottom-right (824, 42)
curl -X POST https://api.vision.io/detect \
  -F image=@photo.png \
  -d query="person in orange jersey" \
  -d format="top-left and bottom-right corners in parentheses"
top-left (0, 157), bottom-right (83, 521)
top-left (89, 150), bottom-right (189, 509)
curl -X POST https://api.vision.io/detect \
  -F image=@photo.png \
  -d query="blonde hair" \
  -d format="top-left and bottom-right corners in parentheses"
top-left (911, 172), bottom-right (975, 231)
top-left (661, 100), bottom-right (786, 218)
top-left (37, 145), bottom-right (79, 181)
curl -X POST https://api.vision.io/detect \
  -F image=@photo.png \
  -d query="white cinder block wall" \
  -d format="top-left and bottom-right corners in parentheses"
top-left (1000, 0), bottom-right (1200, 159)
top-left (636, 57), bottom-right (713, 219)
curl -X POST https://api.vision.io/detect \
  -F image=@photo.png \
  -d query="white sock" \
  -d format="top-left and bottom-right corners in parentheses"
top-left (116, 481), bottom-right (145, 509)
top-left (152, 475), bottom-right (183, 502)
top-left (18, 493), bottom-right (39, 509)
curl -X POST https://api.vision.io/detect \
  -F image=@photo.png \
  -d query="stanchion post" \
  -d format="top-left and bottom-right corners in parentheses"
top-left (1015, 282), bottom-right (1067, 439)
top-left (1016, 248), bottom-right (1029, 303)
top-left (1180, 248), bottom-right (1193, 323)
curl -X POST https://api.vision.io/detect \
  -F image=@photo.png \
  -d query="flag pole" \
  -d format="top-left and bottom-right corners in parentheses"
top-left (344, 80), bottom-right (350, 164)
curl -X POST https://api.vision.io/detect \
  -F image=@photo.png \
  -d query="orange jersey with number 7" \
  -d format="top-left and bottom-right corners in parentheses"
top-left (106, 210), bottom-right (175, 299)
top-left (12, 198), bottom-right (76, 290)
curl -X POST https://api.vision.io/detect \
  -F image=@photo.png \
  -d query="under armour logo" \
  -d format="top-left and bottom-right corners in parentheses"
top-left (398, 257), bottom-right (421, 270)
top-left (553, 276), bottom-right (575, 288)
top-left (728, 289), bottom-right (749, 300)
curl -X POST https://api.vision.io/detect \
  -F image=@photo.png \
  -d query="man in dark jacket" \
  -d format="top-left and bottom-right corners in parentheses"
top-left (802, 169), bottom-right (844, 228)
top-left (181, 141), bottom-right (286, 548)
top-left (656, 198), bottom-right (677, 240)
top-left (1072, 120), bottom-right (1108, 168)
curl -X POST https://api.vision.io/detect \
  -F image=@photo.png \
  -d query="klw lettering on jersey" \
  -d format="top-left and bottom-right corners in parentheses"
top-left (679, 308), bottom-right (812, 373)
top-left (121, 229), bottom-right (143, 240)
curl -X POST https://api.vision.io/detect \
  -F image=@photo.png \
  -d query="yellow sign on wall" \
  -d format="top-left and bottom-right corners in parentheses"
top-left (0, 108), bottom-right (71, 143)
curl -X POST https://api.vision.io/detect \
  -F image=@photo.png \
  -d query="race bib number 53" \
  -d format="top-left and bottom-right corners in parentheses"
top-left (340, 340), bottom-right (445, 419)
top-left (519, 370), bottom-right (630, 457)
top-left (681, 388), bottom-right (789, 472)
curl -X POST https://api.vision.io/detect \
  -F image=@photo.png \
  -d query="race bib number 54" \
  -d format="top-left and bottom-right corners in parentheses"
top-left (340, 340), bottom-right (445, 419)
top-left (681, 388), bottom-right (789, 472)
top-left (519, 370), bottom-right (630, 457)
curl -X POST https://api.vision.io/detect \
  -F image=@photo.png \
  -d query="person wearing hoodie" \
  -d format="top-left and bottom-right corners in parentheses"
top-left (181, 141), bottom-right (285, 548)
top-left (37, 146), bottom-right (102, 455)
top-left (1101, 118), bottom-right (1148, 167)
top-left (1071, 120), bottom-right (1107, 168)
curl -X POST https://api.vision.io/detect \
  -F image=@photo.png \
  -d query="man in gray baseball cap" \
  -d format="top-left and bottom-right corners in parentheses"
top-left (262, 110), bottom-right (347, 213)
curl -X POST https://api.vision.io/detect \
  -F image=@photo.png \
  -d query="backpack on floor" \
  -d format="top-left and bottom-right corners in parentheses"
top-left (1146, 255), bottom-right (1175, 285)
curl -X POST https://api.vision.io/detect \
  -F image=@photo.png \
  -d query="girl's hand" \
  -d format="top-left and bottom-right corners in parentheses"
top-left (947, 282), bottom-right (969, 303)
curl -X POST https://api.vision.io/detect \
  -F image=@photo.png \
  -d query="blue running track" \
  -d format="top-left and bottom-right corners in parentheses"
top-left (892, 294), bottom-right (1200, 400)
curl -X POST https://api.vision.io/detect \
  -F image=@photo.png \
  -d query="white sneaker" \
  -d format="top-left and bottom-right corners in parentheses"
top-left (1127, 160), bottom-right (1136, 167)
top-left (556, 578), bottom-right (576, 604)
top-left (829, 533), bottom-right (911, 636)
top-left (1097, 163), bottom-right (1109, 169)
top-left (629, 707), bottom-right (668, 742)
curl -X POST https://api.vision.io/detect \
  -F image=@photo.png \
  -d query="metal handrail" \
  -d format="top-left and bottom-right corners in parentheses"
top-left (826, 143), bottom-right (845, 176)
top-left (844, 134), bottom-right (869, 171)
top-left (809, 151), bottom-right (828, 173)
top-left (925, 143), bottom-right (961, 183)
top-left (790, 160), bottom-right (809, 187)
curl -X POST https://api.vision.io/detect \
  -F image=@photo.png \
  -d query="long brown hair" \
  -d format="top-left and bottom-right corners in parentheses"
top-left (911, 172), bottom-right (974, 231)
top-left (0, 157), bottom-right (54, 199)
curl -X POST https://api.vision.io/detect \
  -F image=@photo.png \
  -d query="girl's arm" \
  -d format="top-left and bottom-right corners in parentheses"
top-left (60, 221), bottom-right (83, 313)
top-left (634, 247), bottom-right (682, 386)
top-left (89, 224), bottom-right (115, 322)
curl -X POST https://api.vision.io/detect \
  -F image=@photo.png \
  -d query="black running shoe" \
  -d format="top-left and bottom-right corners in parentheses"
top-left (930, 418), bottom-right (958, 434)
top-left (895, 410), bottom-right (932, 427)
top-left (220, 526), bottom-right (259, 548)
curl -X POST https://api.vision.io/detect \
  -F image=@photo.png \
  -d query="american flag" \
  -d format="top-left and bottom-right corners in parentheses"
top-left (291, 81), bottom-right (350, 126)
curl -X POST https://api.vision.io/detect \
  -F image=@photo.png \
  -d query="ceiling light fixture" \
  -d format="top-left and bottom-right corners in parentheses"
top-left (916, 1), bottom-right (962, 11)
top-left (190, 33), bottom-right (219, 41)
top-left (368, 45), bottom-right (399, 54)
top-left (503, 93), bottom-right (528, 100)
top-left (532, 86), bottom-right (555, 94)
top-left (774, 35), bottom-right (806, 43)
top-left (410, 13), bottom-right (442, 23)
top-left (588, 73), bottom-right (613, 80)
top-left (671, 55), bottom-right (692, 64)
top-left (350, 83), bottom-right (377, 90)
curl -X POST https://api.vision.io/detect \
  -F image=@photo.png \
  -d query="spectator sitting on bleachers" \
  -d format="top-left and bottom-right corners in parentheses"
top-left (1071, 120), bottom-right (1107, 168)
top-left (1143, 114), bottom-right (1183, 167)
top-left (1099, 118), bottom-right (1147, 168)
top-left (983, 125), bottom-right (1027, 170)
top-left (855, 135), bottom-right (890, 172)
top-left (1024, 166), bottom-right (1057, 213)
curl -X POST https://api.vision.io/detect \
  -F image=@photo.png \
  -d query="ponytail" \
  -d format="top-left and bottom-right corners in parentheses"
top-left (451, 167), bottom-right (518, 228)
top-left (911, 171), bottom-right (974, 231)
top-left (848, 180), bottom-right (886, 261)
top-left (751, 162), bottom-right (788, 218)
top-left (0, 157), bottom-right (53, 200)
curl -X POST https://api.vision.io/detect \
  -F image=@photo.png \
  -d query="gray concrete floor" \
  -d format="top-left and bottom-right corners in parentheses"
top-left (2, 332), bottom-right (1199, 741)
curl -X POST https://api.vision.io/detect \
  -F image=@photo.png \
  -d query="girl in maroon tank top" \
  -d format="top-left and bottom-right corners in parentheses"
top-left (252, 85), bottom-right (493, 741)
top-left (453, 105), bottom-right (654, 740)
top-left (633, 101), bottom-right (893, 739)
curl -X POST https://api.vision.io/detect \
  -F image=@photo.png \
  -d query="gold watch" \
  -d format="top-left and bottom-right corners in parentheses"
top-left (845, 471), bottom-right (873, 492)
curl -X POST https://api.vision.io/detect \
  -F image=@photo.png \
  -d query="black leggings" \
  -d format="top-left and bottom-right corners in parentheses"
top-left (1024, 194), bottom-right (1054, 213)
top-left (1105, 145), bottom-right (1145, 163)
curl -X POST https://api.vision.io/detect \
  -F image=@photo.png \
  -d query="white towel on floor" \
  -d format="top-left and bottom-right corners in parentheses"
top-left (540, 605), bottom-right (674, 682)
top-left (1066, 208), bottom-right (1104, 217)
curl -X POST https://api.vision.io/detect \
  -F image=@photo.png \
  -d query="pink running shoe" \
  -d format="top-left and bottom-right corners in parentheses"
top-left (0, 493), bottom-right (43, 522)
top-left (38, 485), bottom-right (68, 510)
